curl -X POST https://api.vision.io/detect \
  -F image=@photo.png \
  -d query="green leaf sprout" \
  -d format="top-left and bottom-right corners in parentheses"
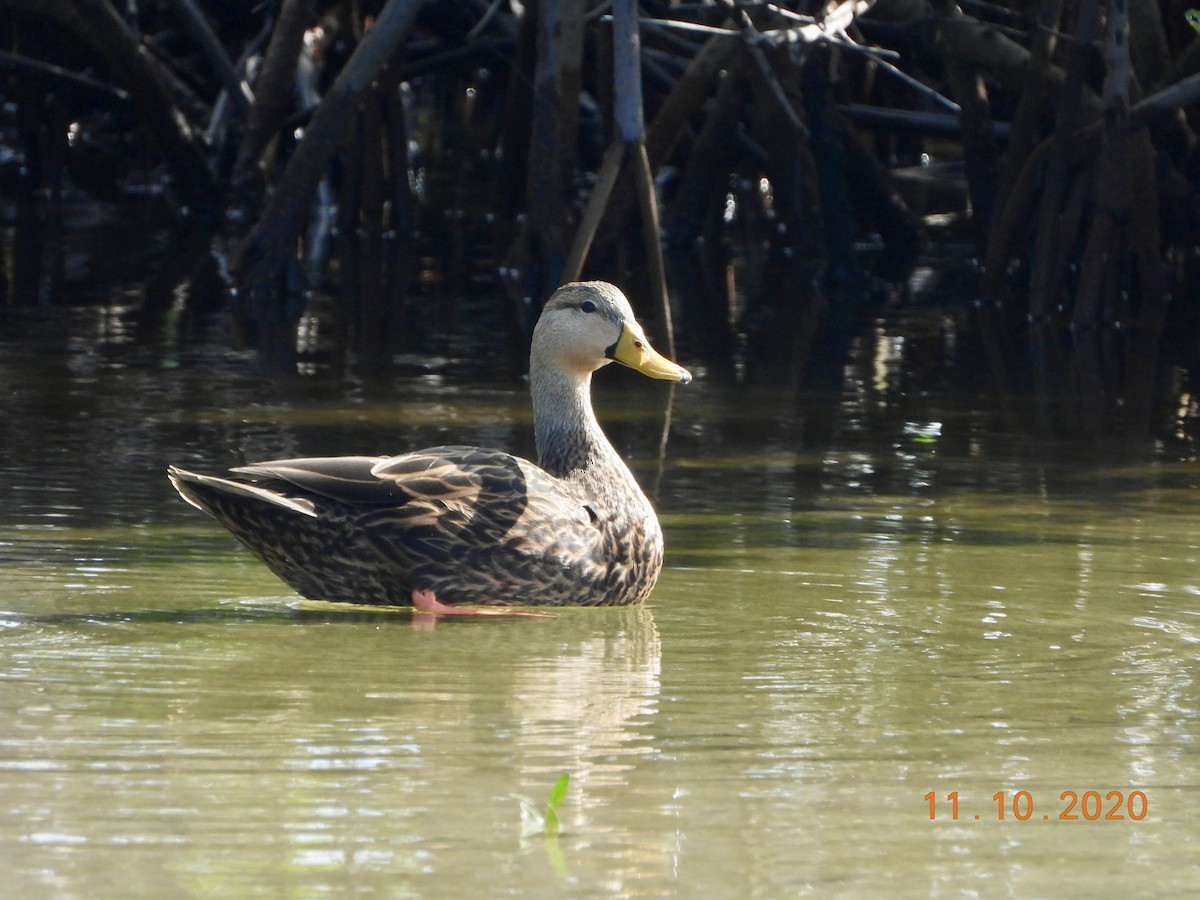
top-left (515, 772), bottom-right (571, 838)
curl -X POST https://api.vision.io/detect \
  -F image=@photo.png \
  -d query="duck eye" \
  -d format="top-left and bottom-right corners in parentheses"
top-left (579, 300), bottom-right (597, 313)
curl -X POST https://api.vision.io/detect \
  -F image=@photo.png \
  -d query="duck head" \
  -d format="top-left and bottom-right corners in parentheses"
top-left (532, 282), bottom-right (691, 383)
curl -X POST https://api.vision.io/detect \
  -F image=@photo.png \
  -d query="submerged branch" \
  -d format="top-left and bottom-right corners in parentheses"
top-left (236, 0), bottom-right (426, 362)
top-left (7, 0), bottom-right (215, 209)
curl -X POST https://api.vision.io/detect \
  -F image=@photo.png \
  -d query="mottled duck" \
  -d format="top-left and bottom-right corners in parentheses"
top-left (167, 281), bottom-right (691, 613)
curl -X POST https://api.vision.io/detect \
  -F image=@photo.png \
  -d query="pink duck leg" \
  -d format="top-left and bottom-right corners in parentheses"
top-left (411, 588), bottom-right (554, 618)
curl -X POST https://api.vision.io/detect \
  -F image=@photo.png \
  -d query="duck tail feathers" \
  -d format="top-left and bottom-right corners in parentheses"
top-left (166, 465), bottom-right (318, 518)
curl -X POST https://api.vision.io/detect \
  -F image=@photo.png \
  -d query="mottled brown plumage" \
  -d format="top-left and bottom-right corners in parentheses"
top-left (168, 282), bottom-right (690, 609)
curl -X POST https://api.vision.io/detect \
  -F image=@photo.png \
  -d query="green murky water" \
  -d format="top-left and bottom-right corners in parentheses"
top-left (2, 309), bottom-right (1198, 896)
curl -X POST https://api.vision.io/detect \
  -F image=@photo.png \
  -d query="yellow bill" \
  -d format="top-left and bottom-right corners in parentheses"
top-left (607, 320), bottom-right (691, 383)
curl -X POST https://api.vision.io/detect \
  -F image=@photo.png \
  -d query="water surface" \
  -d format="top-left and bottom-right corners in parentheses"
top-left (1, 309), bottom-right (1198, 896)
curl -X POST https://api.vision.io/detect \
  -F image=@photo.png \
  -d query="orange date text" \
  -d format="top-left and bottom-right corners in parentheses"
top-left (925, 790), bottom-right (1148, 822)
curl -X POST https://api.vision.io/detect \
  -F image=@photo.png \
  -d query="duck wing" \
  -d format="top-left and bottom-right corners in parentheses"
top-left (231, 455), bottom-right (400, 505)
top-left (232, 445), bottom-right (595, 537)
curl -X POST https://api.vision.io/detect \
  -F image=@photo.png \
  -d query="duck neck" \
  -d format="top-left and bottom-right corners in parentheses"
top-left (531, 362), bottom-right (627, 487)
